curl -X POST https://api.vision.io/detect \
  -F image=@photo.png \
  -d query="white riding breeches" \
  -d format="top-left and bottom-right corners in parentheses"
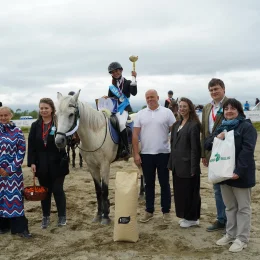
top-left (116, 110), bottom-right (128, 132)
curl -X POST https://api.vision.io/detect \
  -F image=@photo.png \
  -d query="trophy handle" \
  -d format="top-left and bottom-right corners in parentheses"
top-left (132, 61), bottom-right (136, 72)
top-left (129, 55), bottom-right (138, 86)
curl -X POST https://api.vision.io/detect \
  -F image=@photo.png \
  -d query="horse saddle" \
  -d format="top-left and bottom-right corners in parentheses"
top-left (108, 114), bottom-right (133, 145)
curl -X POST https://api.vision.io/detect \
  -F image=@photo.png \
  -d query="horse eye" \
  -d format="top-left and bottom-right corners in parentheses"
top-left (69, 113), bottom-right (74, 118)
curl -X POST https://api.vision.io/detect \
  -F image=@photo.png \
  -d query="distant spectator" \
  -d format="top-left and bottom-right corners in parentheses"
top-left (244, 101), bottom-right (250, 111)
top-left (165, 90), bottom-right (175, 108)
top-left (255, 98), bottom-right (260, 106)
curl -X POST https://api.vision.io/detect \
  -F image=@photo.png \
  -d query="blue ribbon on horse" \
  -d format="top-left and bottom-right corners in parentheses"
top-left (109, 85), bottom-right (130, 115)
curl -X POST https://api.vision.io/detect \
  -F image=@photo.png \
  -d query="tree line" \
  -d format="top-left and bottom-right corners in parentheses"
top-left (11, 109), bottom-right (38, 120)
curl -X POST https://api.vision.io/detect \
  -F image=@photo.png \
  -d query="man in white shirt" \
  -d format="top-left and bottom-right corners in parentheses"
top-left (201, 78), bottom-right (228, 232)
top-left (132, 89), bottom-right (176, 223)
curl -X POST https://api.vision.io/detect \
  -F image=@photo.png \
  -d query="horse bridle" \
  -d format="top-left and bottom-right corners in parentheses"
top-left (56, 104), bottom-right (80, 146)
top-left (56, 103), bottom-right (108, 153)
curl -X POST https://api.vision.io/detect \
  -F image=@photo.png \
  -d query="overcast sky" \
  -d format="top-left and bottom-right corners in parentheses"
top-left (1, 0), bottom-right (260, 111)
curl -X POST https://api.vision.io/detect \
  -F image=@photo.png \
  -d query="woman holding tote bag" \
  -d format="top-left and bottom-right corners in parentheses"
top-left (205, 98), bottom-right (257, 253)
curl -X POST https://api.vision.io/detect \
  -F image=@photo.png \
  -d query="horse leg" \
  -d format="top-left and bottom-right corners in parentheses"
top-left (67, 145), bottom-right (71, 164)
top-left (139, 175), bottom-right (145, 200)
top-left (101, 179), bottom-right (111, 225)
top-left (92, 178), bottom-right (102, 223)
top-left (79, 152), bottom-right (83, 168)
top-left (72, 146), bottom-right (76, 168)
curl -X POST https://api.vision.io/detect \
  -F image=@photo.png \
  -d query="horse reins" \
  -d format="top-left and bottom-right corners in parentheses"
top-left (75, 112), bottom-right (108, 153)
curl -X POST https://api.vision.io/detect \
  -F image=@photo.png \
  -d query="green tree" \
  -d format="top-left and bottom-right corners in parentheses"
top-left (29, 110), bottom-right (38, 119)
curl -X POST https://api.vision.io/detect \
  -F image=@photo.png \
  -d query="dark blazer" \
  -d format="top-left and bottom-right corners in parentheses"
top-left (200, 97), bottom-right (228, 162)
top-left (27, 119), bottom-right (69, 178)
top-left (205, 119), bottom-right (257, 188)
top-left (168, 120), bottom-right (201, 178)
top-left (108, 78), bottom-right (137, 112)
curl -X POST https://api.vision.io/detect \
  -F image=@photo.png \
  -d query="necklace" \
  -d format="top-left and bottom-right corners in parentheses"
top-left (42, 121), bottom-right (52, 146)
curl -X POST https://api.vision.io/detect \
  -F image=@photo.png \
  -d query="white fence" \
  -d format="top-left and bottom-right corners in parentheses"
top-left (12, 119), bottom-right (37, 127)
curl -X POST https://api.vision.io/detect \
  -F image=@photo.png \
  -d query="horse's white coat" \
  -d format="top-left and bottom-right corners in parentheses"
top-left (55, 91), bottom-right (118, 185)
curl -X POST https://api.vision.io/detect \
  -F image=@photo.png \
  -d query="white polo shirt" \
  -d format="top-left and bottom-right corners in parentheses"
top-left (134, 105), bottom-right (176, 154)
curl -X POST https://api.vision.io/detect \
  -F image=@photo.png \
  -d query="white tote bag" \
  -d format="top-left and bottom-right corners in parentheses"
top-left (208, 130), bottom-right (235, 184)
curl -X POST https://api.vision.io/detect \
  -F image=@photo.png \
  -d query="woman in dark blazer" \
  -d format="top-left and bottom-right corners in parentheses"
top-left (27, 98), bottom-right (69, 229)
top-left (168, 97), bottom-right (201, 228)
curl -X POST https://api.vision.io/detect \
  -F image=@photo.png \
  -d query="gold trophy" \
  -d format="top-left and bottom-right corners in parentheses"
top-left (129, 55), bottom-right (138, 86)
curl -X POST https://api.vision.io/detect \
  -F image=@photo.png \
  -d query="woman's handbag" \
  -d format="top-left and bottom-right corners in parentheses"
top-left (208, 130), bottom-right (235, 184)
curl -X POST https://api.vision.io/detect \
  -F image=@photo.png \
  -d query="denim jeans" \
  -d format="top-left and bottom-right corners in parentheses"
top-left (214, 183), bottom-right (226, 224)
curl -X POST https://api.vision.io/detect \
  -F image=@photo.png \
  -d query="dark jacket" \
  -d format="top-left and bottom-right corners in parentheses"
top-left (205, 119), bottom-right (257, 188)
top-left (168, 120), bottom-right (201, 178)
top-left (108, 78), bottom-right (137, 112)
top-left (27, 119), bottom-right (69, 178)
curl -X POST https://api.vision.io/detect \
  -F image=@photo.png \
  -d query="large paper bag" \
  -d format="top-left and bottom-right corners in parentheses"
top-left (208, 130), bottom-right (235, 184)
top-left (113, 171), bottom-right (139, 242)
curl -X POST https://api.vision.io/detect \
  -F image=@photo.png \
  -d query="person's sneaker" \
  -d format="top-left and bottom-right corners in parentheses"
top-left (163, 213), bottom-right (172, 224)
top-left (216, 234), bottom-right (235, 246)
top-left (17, 230), bottom-right (32, 239)
top-left (41, 216), bottom-right (50, 229)
top-left (180, 219), bottom-right (200, 228)
top-left (229, 239), bottom-right (247, 252)
top-left (58, 216), bottom-right (67, 226)
top-left (139, 212), bottom-right (153, 223)
top-left (178, 219), bottom-right (185, 225)
top-left (206, 220), bottom-right (225, 232)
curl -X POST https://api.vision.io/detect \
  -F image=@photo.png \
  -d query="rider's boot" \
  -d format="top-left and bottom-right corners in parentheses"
top-left (120, 129), bottom-right (130, 159)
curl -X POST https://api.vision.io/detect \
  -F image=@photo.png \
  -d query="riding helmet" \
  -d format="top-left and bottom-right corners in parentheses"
top-left (168, 90), bottom-right (173, 95)
top-left (108, 62), bottom-right (123, 73)
top-left (68, 91), bottom-right (76, 96)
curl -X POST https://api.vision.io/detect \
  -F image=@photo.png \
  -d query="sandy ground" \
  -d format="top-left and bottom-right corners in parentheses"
top-left (1, 134), bottom-right (260, 260)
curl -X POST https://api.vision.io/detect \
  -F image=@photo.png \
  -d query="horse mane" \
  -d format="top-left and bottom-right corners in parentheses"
top-left (78, 101), bottom-right (106, 131)
top-left (58, 96), bottom-right (106, 132)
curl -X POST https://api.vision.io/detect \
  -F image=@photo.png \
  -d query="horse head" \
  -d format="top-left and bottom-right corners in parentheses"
top-left (55, 90), bottom-right (81, 148)
top-left (169, 98), bottom-right (179, 119)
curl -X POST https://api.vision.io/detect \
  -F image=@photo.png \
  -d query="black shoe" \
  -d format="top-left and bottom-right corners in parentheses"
top-left (41, 216), bottom-right (50, 229)
top-left (206, 220), bottom-right (225, 232)
top-left (17, 230), bottom-right (32, 238)
top-left (121, 149), bottom-right (130, 159)
top-left (58, 216), bottom-right (66, 226)
top-left (0, 228), bottom-right (10, 234)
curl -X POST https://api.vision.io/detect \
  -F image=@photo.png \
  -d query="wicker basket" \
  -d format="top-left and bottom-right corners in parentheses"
top-left (24, 178), bottom-right (48, 201)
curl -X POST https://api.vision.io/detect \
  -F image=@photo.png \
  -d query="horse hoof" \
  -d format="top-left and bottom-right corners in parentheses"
top-left (101, 217), bottom-right (111, 225)
top-left (92, 215), bottom-right (102, 223)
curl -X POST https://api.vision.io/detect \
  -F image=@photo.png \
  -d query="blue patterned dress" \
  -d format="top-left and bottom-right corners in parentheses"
top-left (0, 123), bottom-right (26, 218)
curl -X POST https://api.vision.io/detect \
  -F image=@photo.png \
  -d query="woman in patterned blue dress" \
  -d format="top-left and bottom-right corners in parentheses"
top-left (0, 106), bottom-right (31, 238)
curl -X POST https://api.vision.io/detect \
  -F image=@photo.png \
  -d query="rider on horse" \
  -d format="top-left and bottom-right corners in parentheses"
top-left (164, 90), bottom-right (175, 108)
top-left (106, 62), bottom-right (137, 158)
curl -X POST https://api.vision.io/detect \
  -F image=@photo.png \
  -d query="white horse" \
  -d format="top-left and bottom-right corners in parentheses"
top-left (55, 90), bottom-right (119, 225)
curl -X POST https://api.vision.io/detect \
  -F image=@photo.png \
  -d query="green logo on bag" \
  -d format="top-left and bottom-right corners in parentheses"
top-left (215, 153), bottom-right (220, 162)
top-left (210, 153), bottom-right (231, 163)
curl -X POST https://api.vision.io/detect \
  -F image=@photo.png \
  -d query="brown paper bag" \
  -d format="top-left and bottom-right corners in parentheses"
top-left (113, 171), bottom-right (139, 242)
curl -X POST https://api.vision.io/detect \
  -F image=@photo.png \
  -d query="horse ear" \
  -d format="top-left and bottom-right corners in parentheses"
top-left (72, 90), bottom-right (81, 103)
top-left (176, 98), bottom-right (178, 102)
top-left (57, 92), bottom-right (63, 100)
